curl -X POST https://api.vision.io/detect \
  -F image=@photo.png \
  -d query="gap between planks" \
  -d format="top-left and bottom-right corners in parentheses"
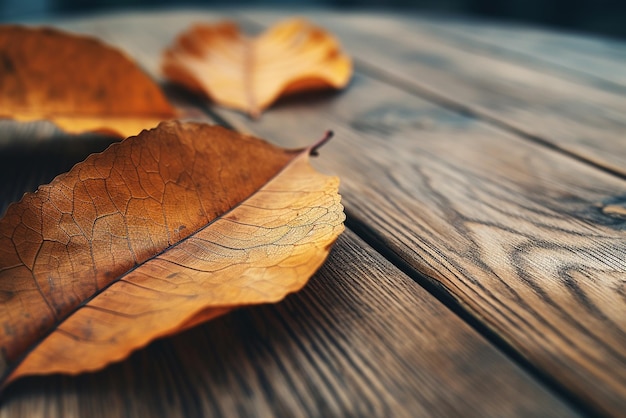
top-left (342, 210), bottom-right (602, 418)
top-left (351, 57), bottom-right (626, 182)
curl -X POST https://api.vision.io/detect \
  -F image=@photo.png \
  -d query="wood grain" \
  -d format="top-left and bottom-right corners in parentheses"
top-left (3, 9), bottom-right (625, 417)
top-left (216, 42), bottom-right (626, 418)
top-left (0, 231), bottom-right (577, 418)
top-left (248, 11), bottom-right (626, 178)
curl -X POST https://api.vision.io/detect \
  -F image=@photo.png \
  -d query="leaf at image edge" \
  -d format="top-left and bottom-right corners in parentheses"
top-left (0, 25), bottom-right (177, 137)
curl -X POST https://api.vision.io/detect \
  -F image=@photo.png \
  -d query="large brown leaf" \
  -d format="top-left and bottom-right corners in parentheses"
top-left (0, 26), bottom-right (177, 137)
top-left (0, 121), bottom-right (344, 387)
top-left (162, 18), bottom-right (352, 117)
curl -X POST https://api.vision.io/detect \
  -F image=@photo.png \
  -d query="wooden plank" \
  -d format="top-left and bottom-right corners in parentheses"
top-left (144, 12), bottom-right (626, 415)
top-left (247, 11), bottom-right (626, 178)
top-left (49, 10), bottom-right (626, 414)
top-left (228, 93), bottom-right (626, 416)
top-left (405, 15), bottom-right (626, 91)
top-left (0, 228), bottom-right (577, 417)
top-left (7, 9), bottom-right (626, 414)
top-left (0, 14), bottom-right (578, 416)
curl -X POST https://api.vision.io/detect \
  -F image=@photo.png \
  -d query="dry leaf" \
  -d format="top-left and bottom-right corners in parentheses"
top-left (0, 121), bottom-right (344, 387)
top-left (162, 18), bottom-right (352, 117)
top-left (0, 25), bottom-right (177, 137)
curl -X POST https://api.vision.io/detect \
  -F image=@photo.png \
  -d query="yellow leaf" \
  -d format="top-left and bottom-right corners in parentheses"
top-left (162, 18), bottom-right (352, 117)
top-left (0, 121), bottom-right (344, 386)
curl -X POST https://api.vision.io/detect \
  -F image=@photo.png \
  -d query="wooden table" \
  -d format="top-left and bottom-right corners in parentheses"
top-left (1, 9), bottom-right (626, 417)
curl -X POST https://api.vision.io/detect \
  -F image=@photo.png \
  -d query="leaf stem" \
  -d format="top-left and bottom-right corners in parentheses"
top-left (309, 130), bottom-right (334, 156)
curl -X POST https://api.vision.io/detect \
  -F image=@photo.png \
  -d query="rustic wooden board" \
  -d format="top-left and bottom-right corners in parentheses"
top-left (0, 225), bottom-right (576, 418)
top-left (0, 13), bottom-right (578, 416)
top-left (133, 12), bottom-right (626, 414)
top-left (220, 82), bottom-right (626, 416)
top-left (245, 11), bottom-right (626, 178)
top-left (38, 10), bottom-right (626, 415)
top-left (3, 9), bottom-right (624, 416)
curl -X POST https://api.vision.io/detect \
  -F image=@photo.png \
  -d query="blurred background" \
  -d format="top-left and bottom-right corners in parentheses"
top-left (1, 0), bottom-right (625, 39)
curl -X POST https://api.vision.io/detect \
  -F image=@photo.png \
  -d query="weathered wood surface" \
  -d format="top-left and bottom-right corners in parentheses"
top-left (234, 13), bottom-right (625, 417)
top-left (221, 79), bottom-right (626, 416)
top-left (2, 8), bottom-right (626, 417)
